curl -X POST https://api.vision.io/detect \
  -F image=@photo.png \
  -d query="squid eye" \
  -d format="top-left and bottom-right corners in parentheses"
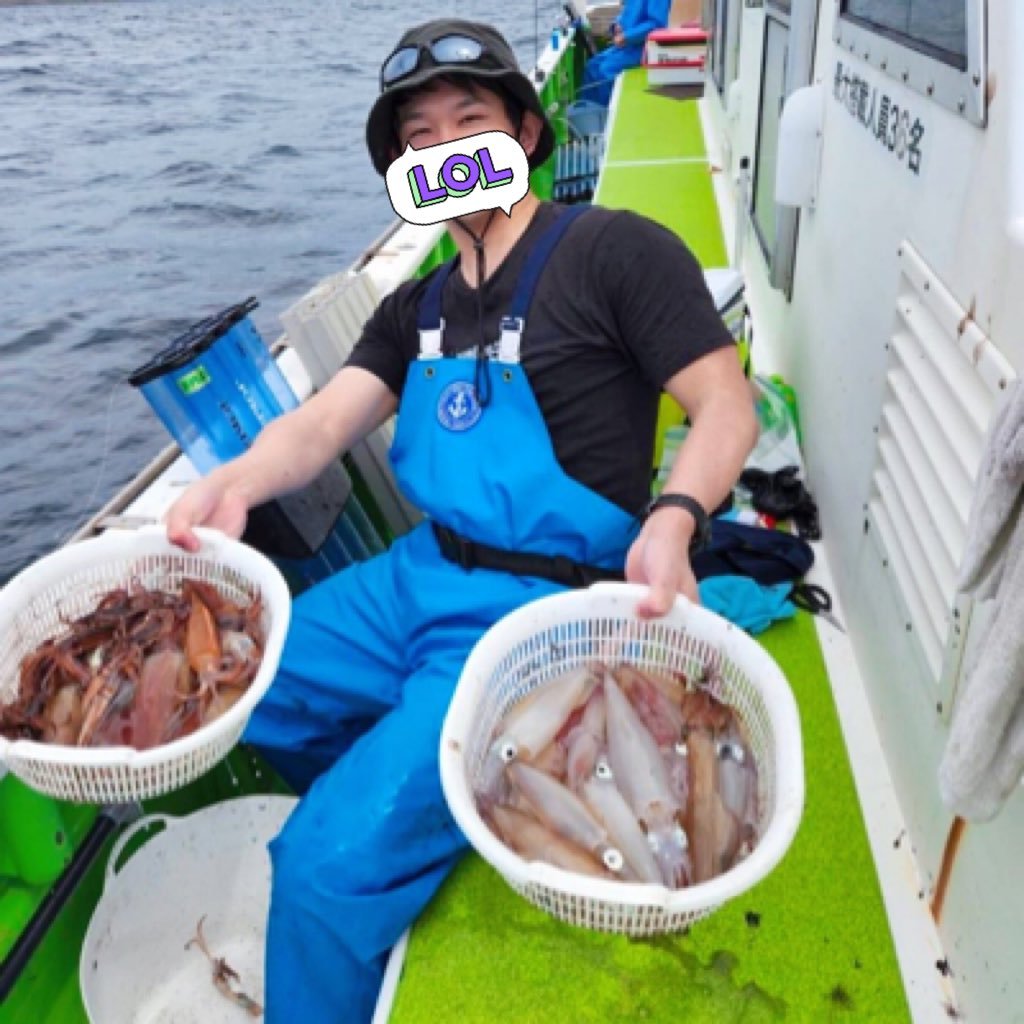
top-left (595, 758), bottom-right (613, 781)
top-left (603, 848), bottom-right (624, 874)
top-left (717, 741), bottom-right (745, 764)
top-left (499, 740), bottom-right (518, 764)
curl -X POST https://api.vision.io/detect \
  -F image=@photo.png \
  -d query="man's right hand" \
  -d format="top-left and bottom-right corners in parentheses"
top-left (165, 474), bottom-right (250, 553)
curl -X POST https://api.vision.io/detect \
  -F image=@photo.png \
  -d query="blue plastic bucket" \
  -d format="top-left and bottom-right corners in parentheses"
top-left (567, 100), bottom-right (608, 139)
top-left (129, 298), bottom-right (298, 474)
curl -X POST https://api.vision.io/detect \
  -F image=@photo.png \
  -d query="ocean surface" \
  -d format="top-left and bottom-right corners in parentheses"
top-left (0, 0), bottom-right (563, 583)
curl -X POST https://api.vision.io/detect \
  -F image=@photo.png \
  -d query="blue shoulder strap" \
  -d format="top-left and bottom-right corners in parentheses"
top-left (416, 259), bottom-right (457, 333)
top-left (507, 204), bottom-right (589, 324)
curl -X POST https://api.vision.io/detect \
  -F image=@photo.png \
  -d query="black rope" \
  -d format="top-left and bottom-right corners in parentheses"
top-left (453, 209), bottom-right (498, 407)
top-left (472, 238), bottom-right (492, 407)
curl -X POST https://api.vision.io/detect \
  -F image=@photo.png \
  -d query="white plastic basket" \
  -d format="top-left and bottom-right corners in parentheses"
top-left (440, 582), bottom-right (804, 937)
top-left (0, 526), bottom-right (291, 804)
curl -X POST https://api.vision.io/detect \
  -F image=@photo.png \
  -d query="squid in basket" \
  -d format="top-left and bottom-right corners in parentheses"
top-left (476, 655), bottom-right (760, 888)
top-left (0, 578), bottom-right (265, 751)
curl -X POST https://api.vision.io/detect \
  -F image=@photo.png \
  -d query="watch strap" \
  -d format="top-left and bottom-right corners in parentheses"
top-left (644, 493), bottom-right (711, 552)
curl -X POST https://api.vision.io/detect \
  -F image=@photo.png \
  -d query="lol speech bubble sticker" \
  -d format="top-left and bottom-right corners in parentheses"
top-left (385, 131), bottom-right (530, 226)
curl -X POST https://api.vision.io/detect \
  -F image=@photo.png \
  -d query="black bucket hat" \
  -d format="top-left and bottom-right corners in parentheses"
top-left (366, 19), bottom-right (555, 177)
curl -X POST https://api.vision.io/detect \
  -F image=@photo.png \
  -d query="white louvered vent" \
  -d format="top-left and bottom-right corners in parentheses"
top-left (867, 242), bottom-right (1015, 695)
top-left (280, 270), bottom-right (381, 391)
top-left (279, 268), bottom-right (422, 537)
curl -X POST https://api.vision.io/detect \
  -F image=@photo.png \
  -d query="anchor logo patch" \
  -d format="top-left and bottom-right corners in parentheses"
top-left (437, 380), bottom-right (482, 432)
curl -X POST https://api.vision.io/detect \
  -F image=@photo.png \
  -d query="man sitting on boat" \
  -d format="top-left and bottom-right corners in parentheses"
top-left (166, 17), bottom-right (756, 1024)
top-left (582, 0), bottom-right (671, 106)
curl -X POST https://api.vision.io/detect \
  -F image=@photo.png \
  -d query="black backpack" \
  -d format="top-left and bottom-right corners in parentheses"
top-left (692, 518), bottom-right (814, 585)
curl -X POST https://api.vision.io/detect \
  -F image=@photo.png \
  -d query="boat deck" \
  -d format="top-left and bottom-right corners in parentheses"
top-left (598, 71), bottom-right (728, 266)
top-left (388, 69), bottom-right (910, 1024)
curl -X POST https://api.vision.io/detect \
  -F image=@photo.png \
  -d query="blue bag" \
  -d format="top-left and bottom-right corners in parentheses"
top-left (692, 518), bottom-right (814, 586)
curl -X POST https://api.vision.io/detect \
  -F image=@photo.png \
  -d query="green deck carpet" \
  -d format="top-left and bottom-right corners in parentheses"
top-left (596, 69), bottom-right (728, 267)
top-left (389, 612), bottom-right (911, 1023)
top-left (599, 161), bottom-right (728, 267)
top-left (603, 73), bottom-right (707, 164)
top-left (596, 67), bottom-right (730, 471)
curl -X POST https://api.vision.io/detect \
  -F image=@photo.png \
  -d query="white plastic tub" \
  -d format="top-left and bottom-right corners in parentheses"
top-left (81, 795), bottom-right (296, 1023)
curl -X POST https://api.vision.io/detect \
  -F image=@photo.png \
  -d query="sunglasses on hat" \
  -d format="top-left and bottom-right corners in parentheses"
top-left (380, 34), bottom-right (494, 89)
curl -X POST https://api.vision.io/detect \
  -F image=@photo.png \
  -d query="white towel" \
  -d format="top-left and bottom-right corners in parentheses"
top-left (939, 380), bottom-right (1024, 821)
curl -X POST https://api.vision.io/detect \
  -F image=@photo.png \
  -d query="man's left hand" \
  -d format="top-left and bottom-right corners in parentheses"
top-left (624, 509), bottom-right (699, 618)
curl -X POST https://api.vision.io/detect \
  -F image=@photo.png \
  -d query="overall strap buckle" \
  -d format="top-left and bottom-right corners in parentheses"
top-left (550, 554), bottom-right (591, 588)
top-left (498, 316), bottom-right (524, 363)
top-left (416, 259), bottom-right (457, 358)
top-left (418, 321), bottom-right (445, 359)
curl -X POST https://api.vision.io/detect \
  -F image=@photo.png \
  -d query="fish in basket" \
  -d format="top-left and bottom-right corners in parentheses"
top-left (1, 577), bottom-right (267, 750)
top-left (0, 526), bottom-right (290, 804)
top-left (476, 659), bottom-right (761, 888)
top-left (439, 583), bottom-right (804, 937)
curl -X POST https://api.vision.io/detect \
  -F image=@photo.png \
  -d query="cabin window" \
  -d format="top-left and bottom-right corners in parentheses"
top-left (751, 16), bottom-right (787, 254)
top-left (842, 0), bottom-right (965, 67)
top-left (834, 0), bottom-right (985, 126)
top-left (709, 0), bottom-right (742, 94)
top-left (750, 0), bottom-right (817, 295)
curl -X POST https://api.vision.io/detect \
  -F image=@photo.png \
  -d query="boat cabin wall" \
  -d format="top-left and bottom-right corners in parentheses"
top-left (701, 2), bottom-right (1023, 1020)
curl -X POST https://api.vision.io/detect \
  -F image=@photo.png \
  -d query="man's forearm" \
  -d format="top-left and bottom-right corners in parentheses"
top-left (210, 412), bottom-right (336, 509)
top-left (211, 366), bottom-right (397, 510)
top-left (660, 389), bottom-right (758, 531)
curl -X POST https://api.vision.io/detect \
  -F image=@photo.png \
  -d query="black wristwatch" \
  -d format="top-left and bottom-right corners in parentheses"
top-left (643, 493), bottom-right (712, 553)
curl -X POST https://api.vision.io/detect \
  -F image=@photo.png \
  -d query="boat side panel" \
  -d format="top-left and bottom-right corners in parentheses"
top-left (702, 2), bottom-right (1024, 1020)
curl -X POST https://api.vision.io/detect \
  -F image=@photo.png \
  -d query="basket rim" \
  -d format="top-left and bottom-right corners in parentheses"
top-left (439, 582), bottom-right (805, 915)
top-left (0, 526), bottom-right (291, 773)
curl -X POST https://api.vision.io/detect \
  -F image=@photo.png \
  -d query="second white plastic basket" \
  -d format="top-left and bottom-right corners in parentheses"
top-left (0, 526), bottom-right (291, 804)
top-left (440, 582), bottom-right (804, 936)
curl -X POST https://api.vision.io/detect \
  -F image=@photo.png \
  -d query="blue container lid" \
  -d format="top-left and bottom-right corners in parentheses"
top-left (128, 297), bottom-right (259, 388)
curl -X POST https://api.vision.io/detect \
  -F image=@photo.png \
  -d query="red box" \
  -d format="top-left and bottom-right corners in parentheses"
top-left (644, 27), bottom-right (708, 86)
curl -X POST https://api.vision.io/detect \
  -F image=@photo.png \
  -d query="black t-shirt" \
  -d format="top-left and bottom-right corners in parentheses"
top-left (346, 202), bottom-right (734, 516)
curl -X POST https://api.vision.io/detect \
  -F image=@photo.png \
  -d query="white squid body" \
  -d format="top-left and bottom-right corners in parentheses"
top-left (565, 687), bottom-right (606, 792)
top-left (604, 676), bottom-right (692, 888)
top-left (581, 775), bottom-right (662, 884)
top-left (716, 719), bottom-right (760, 845)
top-left (477, 664), bottom-right (597, 802)
top-left (488, 804), bottom-right (608, 878)
top-left (662, 741), bottom-right (690, 810)
top-left (508, 761), bottom-right (624, 875)
top-left (613, 665), bottom-right (685, 747)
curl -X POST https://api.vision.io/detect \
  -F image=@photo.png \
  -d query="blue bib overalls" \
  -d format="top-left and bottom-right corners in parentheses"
top-left (245, 206), bottom-right (639, 1022)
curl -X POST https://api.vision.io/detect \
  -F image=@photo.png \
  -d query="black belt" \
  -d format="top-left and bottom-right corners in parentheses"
top-left (431, 523), bottom-right (625, 589)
